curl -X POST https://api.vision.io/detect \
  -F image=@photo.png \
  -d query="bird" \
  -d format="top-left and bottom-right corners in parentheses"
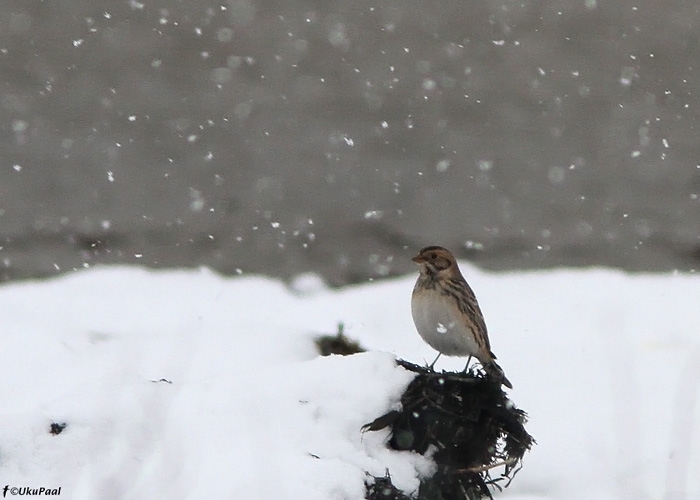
top-left (411, 245), bottom-right (513, 389)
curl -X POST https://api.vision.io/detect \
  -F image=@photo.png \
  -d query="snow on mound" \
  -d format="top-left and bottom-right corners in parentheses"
top-left (0, 265), bottom-right (699, 500)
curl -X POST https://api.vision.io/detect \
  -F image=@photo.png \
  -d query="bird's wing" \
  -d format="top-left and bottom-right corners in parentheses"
top-left (446, 277), bottom-right (491, 351)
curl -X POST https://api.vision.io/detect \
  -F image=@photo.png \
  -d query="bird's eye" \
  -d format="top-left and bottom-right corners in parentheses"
top-left (430, 253), bottom-right (437, 259)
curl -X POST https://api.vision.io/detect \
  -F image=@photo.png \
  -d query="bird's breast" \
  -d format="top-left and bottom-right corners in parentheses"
top-left (411, 290), bottom-right (480, 356)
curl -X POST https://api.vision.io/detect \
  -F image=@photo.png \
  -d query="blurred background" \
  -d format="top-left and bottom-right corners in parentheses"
top-left (1, 0), bottom-right (699, 286)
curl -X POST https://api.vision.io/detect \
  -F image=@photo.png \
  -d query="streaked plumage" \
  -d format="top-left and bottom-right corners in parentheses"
top-left (411, 246), bottom-right (512, 389)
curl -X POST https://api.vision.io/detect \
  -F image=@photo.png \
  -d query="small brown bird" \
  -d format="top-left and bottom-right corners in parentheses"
top-left (411, 246), bottom-right (513, 388)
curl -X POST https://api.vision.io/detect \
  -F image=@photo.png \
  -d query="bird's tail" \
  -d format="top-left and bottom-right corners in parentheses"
top-left (484, 360), bottom-right (513, 389)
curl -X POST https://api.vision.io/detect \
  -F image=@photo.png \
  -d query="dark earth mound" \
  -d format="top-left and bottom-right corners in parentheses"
top-left (365, 360), bottom-right (534, 499)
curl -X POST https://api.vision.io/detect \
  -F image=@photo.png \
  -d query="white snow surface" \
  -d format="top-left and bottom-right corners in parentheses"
top-left (1, 265), bottom-right (699, 500)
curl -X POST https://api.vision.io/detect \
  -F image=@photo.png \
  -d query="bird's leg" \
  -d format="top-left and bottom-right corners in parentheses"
top-left (428, 352), bottom-right (442, 371)
top-left (461, 355), bottom-right (473, 373)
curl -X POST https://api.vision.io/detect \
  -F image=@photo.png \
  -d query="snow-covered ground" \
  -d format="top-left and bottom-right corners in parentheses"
top-left (1, 264), bottom-right (699, 500)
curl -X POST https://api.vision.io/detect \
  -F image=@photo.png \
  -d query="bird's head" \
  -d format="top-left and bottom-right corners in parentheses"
top-left (412, 246), bottom-right (458, 276)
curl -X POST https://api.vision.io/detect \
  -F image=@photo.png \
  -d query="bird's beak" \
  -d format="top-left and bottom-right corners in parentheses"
top-left (412, 254), bottom-right (425, 263)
